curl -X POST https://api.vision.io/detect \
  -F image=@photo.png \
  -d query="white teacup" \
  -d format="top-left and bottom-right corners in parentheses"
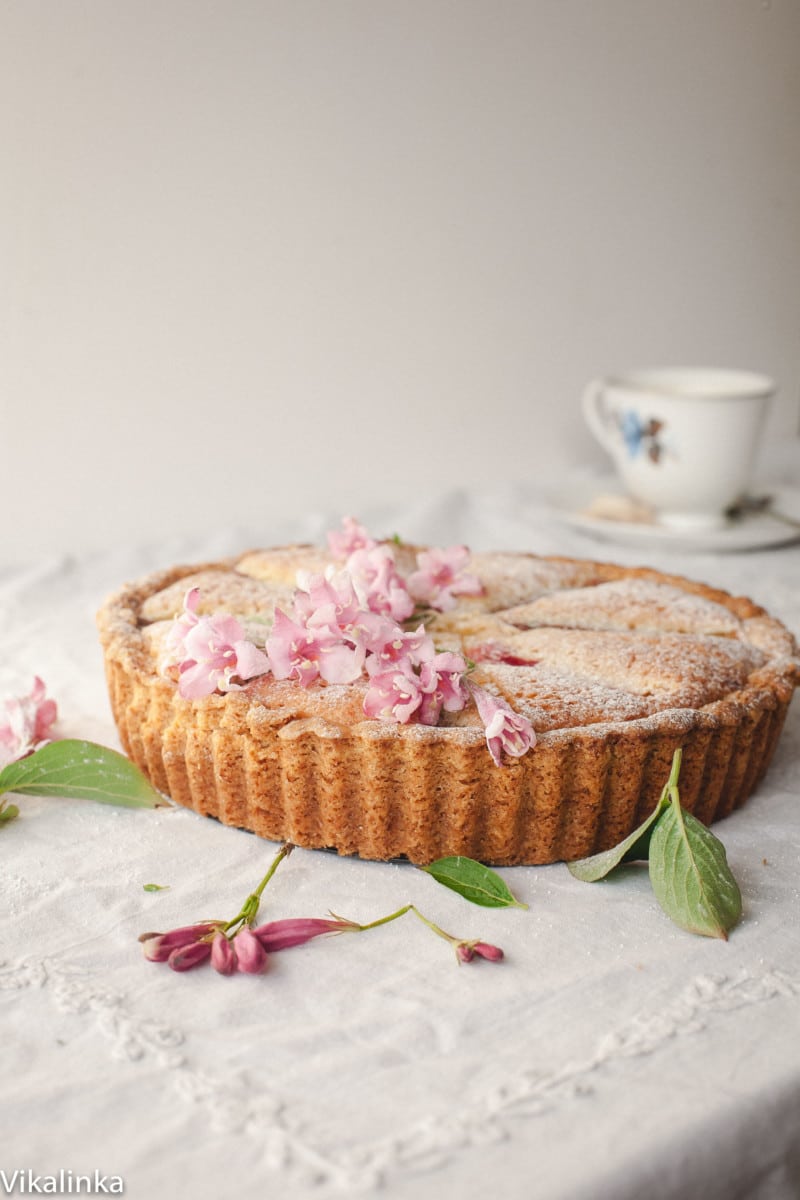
top-left (582, 367), bottom-right (774, 529)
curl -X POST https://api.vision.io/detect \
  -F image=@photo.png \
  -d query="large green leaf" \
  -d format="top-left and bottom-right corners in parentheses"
top-left (0, 740), bottom-right (164, 809)
top-left (649, 801), bottom-right (742, 940)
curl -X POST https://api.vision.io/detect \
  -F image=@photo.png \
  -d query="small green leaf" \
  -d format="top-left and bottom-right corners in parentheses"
top-left (422, 856), bottom-right (528, 909)
top-left (143, 883), bottom-right (170, 892)
top-left (649, 801), bottom-right (742, 940)
top-left (0, 740), bottom-right (164, 809)
top-left (0, 801), bottom-right (20, 826)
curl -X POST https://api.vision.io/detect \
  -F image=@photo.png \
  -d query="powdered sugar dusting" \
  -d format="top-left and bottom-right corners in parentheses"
top-left (468, 662), bottom-right (658, 730)
top-left (473, 627), bottom-right (766, 708)
top-left (501, 578), bottom-right (743, 637)
top-left (141, 569), bottom-right (293, 623)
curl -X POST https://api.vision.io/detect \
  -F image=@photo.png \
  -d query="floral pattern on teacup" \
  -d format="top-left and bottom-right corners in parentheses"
top-left (617, 410), bottom-right (671, 464)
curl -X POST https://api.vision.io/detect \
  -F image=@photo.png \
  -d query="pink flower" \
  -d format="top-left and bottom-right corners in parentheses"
top-left (31, 678), bottom-right (57, 743)
top-left (267, 607), bottom-right (365, 686)
top-left (210, 932), bottom-right (238, 975)
top-left (292, 572), bottom-right (363, 630)
top-left (162, 586), bottom-right (202, 662)
top-left (363, 622), bottom-right (434, 673)
top-left (139, 922), bottom-right (220, 963)
top-left (408, 546), bottom-right (484, 612)
top-left (164, 589), bottom-right (271, 700)
top-left (0, 677), bottom-right (58, 768)
top-left (363, 651), bottom-right (469, 726)
top-left (233, 926), bottom-right (268, 974)
top-left (417, 652), bottom-right (469, 725)
top-left (346, 546), bottom-right (414, 622)
top-left (327, 516), bottom-right (377, 559)
top-left (470, 684), bottom-right (535, 767)
top-left (252, 916), bottom-right (359, 951)
top-left (456, 940), bottom-right (505, 964)
top-left (363, 660), bottom-right (425, 723)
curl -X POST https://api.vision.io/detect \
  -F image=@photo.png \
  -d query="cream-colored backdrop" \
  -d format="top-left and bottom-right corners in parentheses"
top-left (3, 0), bottom-right (799, 564)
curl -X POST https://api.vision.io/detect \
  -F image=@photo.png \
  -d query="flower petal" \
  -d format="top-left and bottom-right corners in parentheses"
top-left (234, 926), bottom-right (268, 974)
top-left (252, 917), bottom-right (356, 951)
top-left (211, 932), bottom-right (238, 975)
top-left (168, 941), bottom-right (213, 972)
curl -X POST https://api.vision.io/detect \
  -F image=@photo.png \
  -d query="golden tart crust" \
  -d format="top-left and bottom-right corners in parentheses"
top-left (96, 547), bottom-right (799, 865)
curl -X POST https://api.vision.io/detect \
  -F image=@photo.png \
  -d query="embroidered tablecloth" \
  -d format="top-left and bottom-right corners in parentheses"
top-left (2, 486), bottom-right (799, 1200)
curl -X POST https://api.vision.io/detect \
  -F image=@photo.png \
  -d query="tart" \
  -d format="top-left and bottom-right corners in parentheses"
top-left (96, 533), bottom-right (799, 865)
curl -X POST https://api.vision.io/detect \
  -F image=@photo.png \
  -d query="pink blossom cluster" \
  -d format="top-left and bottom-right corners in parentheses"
top-left (327, 517), bottom-right (484, 614)
top-left (268, 570), bottom-right (474, 728)
top-left (141, 916), bottom-right (359, 974)
top-left (139, 840), bottom-right (506, 977)
top-left (266, 546), bottom-right (535, 758)
top-left (0, 677), bottom-right (58, 769)
top-left (161, 519), bottom-right (535, 765)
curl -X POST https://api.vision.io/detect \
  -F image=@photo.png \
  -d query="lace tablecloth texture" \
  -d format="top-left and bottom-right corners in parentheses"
top-left (2, 486), bottom-right (799, 1200)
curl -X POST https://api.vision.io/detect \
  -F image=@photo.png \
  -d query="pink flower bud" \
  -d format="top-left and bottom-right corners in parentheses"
top-left (139, 922), bottom-right (219, 962)
top-left (455, 939), bottom-right (504, 964)
top-left (168, 940), bottom-right (213, 972)
top-left (252, 917), bottom-right (357, 952)
top-left (210, 932), bottom-right (237, 975)
top-left (233, 926), bottom-right (268, 974)
top-left (472, 941), bottom-right (504, 962)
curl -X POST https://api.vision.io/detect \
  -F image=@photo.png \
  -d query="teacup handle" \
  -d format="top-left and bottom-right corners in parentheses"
top-left (582, 379), bottom-right (616, 454)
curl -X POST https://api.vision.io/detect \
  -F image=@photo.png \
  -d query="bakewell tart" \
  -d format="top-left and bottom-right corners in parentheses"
top-left (96, 521), bottom-right (799, 865)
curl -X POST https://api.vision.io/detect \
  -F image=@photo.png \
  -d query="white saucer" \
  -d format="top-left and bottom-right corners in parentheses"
top-left (548, 479), bottom-right (800, 553)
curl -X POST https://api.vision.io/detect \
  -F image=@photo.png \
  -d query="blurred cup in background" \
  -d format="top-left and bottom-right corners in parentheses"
top-left (582, 367), bottom-right (774, 529)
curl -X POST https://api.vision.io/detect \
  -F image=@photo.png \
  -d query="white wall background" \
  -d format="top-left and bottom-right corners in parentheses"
top-left (2, 0), bottom-right (799, 565)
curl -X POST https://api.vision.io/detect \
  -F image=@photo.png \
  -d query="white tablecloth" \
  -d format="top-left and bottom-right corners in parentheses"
top-left (2, 485), bottom-right (800, 1200)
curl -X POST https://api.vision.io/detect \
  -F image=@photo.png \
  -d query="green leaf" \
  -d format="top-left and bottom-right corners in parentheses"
top-left (567, 792), bottom-right (671, 882)
top-left (421, 855), bottom-right (528, 909)
top-left (567, 748), bottom-right (682, 882)
top-left (649, 800), bottom-right (742, 940)
top-left (0, 740), bottom-right (164, 809)
top-left (143, 883), bottom-right (170, 892)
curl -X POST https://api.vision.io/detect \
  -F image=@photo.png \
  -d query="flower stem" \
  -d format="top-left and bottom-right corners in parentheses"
top-left (341, 903), bottom-right (462, 950)
top-left (344, 903), bottom-right (413, 932)
top-left (653, 747), bottom-right (683, 820)
top-left (667, 747), bottom-right (683, 792)
top-left (253, 841), bottom-right (295, 900)
top-left (224, 842), bottom-right (294, 933)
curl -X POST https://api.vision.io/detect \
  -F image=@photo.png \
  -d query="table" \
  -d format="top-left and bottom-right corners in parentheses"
top-left (2, 484), bottom-right (799, 1200)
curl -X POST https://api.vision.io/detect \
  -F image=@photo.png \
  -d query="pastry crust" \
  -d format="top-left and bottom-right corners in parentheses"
top-left (97, 547), bottom-right (799, 865)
